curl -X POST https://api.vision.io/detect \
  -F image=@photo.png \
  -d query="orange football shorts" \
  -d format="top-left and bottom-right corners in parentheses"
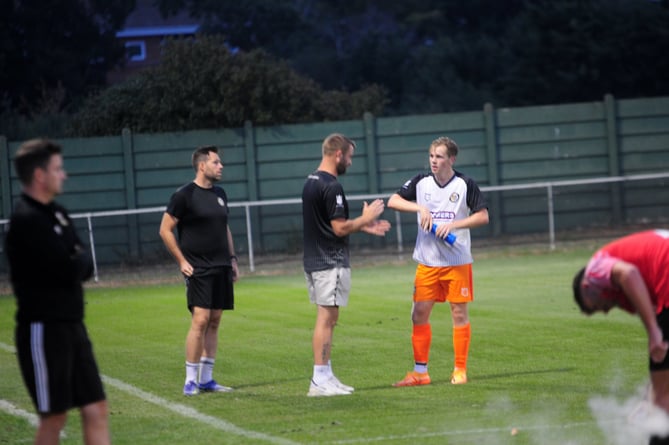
top-left (413, 263), bottom-right (473, 303)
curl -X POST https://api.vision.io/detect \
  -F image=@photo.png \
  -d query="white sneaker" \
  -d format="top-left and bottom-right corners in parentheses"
top-left (307, 377), bottom-right (352, 397)
top-left (330, 375), bottom-right (354, 392)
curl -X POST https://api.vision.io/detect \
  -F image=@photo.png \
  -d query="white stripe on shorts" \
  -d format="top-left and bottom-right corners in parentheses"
top-left (30, 322), bottom-right (50, 412)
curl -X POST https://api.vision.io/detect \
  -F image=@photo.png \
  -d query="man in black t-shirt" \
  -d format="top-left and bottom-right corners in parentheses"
top-left (5, 139), bottom-right (110, 444)
top-left (302, 133), bottom-right (391, 397)
top-left (159, 145), bottom-right (239, 396)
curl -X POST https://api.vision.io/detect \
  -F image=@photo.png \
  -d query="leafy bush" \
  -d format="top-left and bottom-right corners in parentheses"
top-left (69, 35), bottom-right (388, 136)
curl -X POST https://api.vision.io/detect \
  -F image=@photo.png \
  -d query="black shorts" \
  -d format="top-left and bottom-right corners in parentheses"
top-left (15, 321), bottom-right (106, 414)
top-left (650, 308), bottom-right (669, 371)
top-left (185, 267), bottom-right (234, 312)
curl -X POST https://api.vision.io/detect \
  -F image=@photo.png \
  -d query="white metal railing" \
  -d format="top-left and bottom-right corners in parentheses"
top-left (2, 172), bottom-right (668, 280)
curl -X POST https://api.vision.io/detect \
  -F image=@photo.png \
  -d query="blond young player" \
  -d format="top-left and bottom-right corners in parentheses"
top-left (389, 136), bottom-right (489, 387)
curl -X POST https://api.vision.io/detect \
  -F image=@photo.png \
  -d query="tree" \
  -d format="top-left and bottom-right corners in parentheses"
top-left (151, 0), bottom-right (525, 113)
top-left (156, 0), bottom-right (315, 58)
top-left (69, 36), bottom-right (388, 136)
top-left (397, 35), bottom-right (503, 114)
top-left (497, 0), bottom-right (669, 106)
top-left (6, 0), bottom-right (669, 136)
top-left (0, 0), bottom-right (135, 116)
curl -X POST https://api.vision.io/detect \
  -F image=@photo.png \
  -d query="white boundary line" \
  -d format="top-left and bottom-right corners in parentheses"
top-left (0, 399), bottom-right (38, 428)
top-left (0, 343), bottom-right (67, 440)
top-left (0, 399), bottom-right (65, 442)
top-left (0, 342), bottom-right (298, 445)
top-left (102, 375), bottom-right (298, 445)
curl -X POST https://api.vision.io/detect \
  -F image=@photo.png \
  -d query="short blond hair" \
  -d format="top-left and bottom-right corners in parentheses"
top-left (430, 136), bottom-right (459, 157)
top-left (322, 133), bottom-right (355, 157)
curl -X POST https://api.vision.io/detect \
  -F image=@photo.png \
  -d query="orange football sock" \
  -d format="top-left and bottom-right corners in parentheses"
top-left (453, 323), bottom-right (471, 370)
top-left (412, 323), bottom-right (432, 366)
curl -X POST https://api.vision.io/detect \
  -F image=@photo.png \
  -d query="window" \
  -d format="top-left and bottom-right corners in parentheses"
top-left (125, 40), bottom-right (146, 62)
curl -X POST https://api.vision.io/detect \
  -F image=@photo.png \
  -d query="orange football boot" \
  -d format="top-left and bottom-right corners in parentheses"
top-left (450, 368), bottom-right (467, 385)
top-left (393, 371), bottom-right (431, 387)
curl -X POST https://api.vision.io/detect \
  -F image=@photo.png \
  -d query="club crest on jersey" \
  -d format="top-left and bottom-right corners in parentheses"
top-left (217, 197), bottom-right (225, 207)
top-left (336, 194), bottom-right (344, 207)
top-left (54, 211), bottom-right (68, 226)
top-left (449, 192), bottom-right (460, 203)
top-left (424, 193), bottom-right (431, 202)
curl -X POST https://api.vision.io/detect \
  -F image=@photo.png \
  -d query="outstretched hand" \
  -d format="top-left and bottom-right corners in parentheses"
top-left (363, 219), bottom-right (391, 236)
top-left (360, 199), bottom-right (391, 236)
top-left (361, 199), bottom-right (386, 221)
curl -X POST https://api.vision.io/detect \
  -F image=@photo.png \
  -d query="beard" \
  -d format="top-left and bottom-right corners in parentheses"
top-left (205, 172), bottom-right (221, 183)
top-left (204, 170), bottom-right (223, 184)
top-left (336, 159), bottom-right (348, 175)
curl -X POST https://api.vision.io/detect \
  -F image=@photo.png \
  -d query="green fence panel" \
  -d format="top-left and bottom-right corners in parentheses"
top-left (1, 95), bottom-right (669, 271)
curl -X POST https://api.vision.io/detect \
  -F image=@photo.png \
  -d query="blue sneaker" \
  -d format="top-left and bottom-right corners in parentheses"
top-left (198, 379), bottom-right (234, 393)
top-left (183, 380), bottom-right (199, 396)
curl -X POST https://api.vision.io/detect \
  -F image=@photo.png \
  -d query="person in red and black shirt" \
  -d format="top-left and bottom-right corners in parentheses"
top-left (574, 229), bottom-right (669, 445)
top-left (5, 139), bottom-right (110, 445)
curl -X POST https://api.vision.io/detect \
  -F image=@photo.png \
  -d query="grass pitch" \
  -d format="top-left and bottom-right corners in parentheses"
top-left (0, 246), bottom-right (653, 444)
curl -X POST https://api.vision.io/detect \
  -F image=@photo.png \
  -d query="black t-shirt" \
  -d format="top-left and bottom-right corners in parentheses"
top-left (166, 182), bottom-right (232, 270)
top-left (302, 170), bottom-right (350, 273)
top-left (5, 194), bottom-right (93, 323)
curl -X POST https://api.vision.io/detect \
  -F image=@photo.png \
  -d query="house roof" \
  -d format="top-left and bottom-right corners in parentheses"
top-left (117, 0), bottom-right (199, 38)
top-left (117, 25), bottom-right (198, 38)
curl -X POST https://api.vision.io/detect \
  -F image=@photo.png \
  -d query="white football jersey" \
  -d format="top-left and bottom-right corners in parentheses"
top-left (396, 171), bottom-right (487, 267)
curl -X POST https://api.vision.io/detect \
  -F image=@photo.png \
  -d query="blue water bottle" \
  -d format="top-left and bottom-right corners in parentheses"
top-left (431, 223), bottom-right (456, 245)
